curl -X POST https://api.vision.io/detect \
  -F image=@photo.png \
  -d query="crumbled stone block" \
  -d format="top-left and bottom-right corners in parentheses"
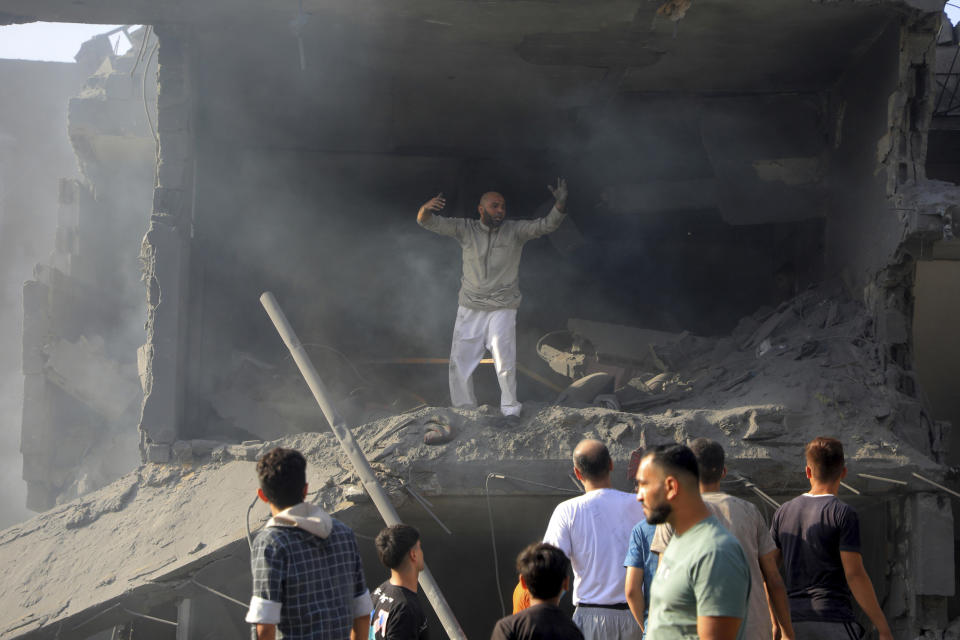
top-left (344, 485), bottom-right (369, 503)
top-left (146, 444), bottom-right (171, 463)
top-left (609, 423), bottom-right (631, 442)
top-left (226, 444), bottom-right (259, 461)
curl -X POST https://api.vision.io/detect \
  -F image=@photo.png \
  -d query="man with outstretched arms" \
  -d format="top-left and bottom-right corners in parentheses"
top-left (417, 180), bottom-right (567, 418)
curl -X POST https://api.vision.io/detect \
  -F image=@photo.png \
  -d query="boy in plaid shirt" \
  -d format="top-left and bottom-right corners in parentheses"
top-left (246, 448), bottom-right (372, 640)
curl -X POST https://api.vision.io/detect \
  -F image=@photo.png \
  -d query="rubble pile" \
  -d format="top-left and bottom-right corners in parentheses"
top-left (538, 282), bottom-right (949, 467)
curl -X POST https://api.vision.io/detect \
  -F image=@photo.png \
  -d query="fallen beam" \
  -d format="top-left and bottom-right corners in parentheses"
top-left (259, 292), bottom-right (467, 640)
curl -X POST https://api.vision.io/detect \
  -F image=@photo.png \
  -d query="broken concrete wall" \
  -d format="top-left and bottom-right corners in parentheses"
top-left (137, 24), bottom-right (194, 464)
top-left (19, 30), bottom-right (156, 510)
top-left (0, 58), bottom-right (86, 525)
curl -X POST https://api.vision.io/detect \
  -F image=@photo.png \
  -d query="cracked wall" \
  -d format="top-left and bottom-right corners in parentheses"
top-left (18, 30), bottom-right (155, 510)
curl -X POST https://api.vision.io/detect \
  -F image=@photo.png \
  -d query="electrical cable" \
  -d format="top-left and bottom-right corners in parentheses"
top-left (142, 39), bottom-right (159, 146)
top-left (484, 471), bottom-right (581, 619)
top-left (123, 609), bottom-right (177, 627)
top-left (129, 25), bottom-right (152, 78)
top-left (488, 472), bottom-right (581, 494)
top-left (191, 578), bottom-right (248, 608)
top-left (485, 473), bottom-right (507, 619)
top-left (245, 494), bottom-right (260, 550)
top-left (285, 343), bottom-right (372, 387)
top-left (404, 484), bottom-right (453, 535)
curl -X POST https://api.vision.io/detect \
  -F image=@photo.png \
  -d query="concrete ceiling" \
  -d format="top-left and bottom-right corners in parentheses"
top-left (0, 0), bottom-right (920, 96)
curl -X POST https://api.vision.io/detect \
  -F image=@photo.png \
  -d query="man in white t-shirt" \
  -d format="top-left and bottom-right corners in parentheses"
top-left (543, 439), bottom-right (647, 640)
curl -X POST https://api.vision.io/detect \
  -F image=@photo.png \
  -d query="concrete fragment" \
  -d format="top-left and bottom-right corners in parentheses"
top-left (145, 444), bottom-right (171, 463)
top-left (609, 423), bottom-right (631, 442)
top-left (226, 444), bottom-right (260, 461)
top-left (742, 410), bottom-right (785, 441)
top-left (567, 319), bottom-right (685, 369)
top-left (343, 485), bottom-right (369, 503)
top-left (556, 372), bottom-right (615, 405)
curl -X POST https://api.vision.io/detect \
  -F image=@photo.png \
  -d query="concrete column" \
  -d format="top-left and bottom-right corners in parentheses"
top-left (138, 25), bottom-right (195, 462)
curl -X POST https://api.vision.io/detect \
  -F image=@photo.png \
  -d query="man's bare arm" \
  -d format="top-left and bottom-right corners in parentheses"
top-left (624, 566), bottom-right (646, 631)
top-left (758, 549), bottom-right (794, 640)
top-left (697, 616), bottom-right (743, 640)
top-left (840, 551), bottom-right (893, 640)
top-left (417, 193), bottom-right (446, 224)
top-left (351, 615), bottom-right (370, 640)
top-left (256, 624), bottom-right (276, 640)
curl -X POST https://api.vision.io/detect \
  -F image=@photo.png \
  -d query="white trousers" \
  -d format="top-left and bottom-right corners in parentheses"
top-left (449, 306), bottom-right (521, 416)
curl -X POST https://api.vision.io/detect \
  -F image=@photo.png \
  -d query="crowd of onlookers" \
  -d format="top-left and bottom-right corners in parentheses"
top-left (243, 435), bottom-right (891, 640)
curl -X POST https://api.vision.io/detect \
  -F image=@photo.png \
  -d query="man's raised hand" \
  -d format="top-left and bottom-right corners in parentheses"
top-left (417, 193), bottom-right (446, 224)
top-left (547, 178), bottom-right (568, 212)
top-left (422, 193), bottom-right (446, 213)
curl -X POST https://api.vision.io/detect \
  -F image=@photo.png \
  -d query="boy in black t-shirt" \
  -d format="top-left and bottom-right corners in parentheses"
top-left (490, 543), bottom-right (584, 640)
top-left (370, 525), bottom-right (428, 640)
top-left (770, 437), bottom-right (892, 640)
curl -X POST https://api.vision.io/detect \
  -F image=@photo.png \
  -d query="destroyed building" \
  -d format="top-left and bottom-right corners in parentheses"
top-left (1, 0), bottom-right (960, 639)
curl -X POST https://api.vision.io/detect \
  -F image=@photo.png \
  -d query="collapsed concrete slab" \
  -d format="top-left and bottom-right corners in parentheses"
top-left (0, 400), bottom-right (953, 640)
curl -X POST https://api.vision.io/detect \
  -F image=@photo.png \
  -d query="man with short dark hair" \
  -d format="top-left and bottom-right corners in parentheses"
top-left (246, 448), bottom-right (372, 640)
top-left (370, 525), bottom-right (429, 640)
top-left (650, 438), bottom-right (794, 640)
top-left (770, 438), bottom-right (892, 640)
top-left (490, 543), bottom-right (584, 640)
top-left (543, 439), bottom-right (646, 640)
top-left (636, 444), bottom-right (750, 640)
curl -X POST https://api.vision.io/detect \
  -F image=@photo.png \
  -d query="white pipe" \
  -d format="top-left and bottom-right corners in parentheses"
top-left (912, 472), bottom-right (960, 500)
top-left (260, 292), bottom-right (467, 640)
top-left (839, 481), bottom-right (861, 495)
top-left (857, 473), bottom-right (907, 486)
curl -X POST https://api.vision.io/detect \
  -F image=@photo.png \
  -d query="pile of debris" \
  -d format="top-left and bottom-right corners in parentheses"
top-left (539, 282), bottom-right (949, 465)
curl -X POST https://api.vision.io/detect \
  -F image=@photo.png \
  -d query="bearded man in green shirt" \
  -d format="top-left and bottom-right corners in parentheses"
top-left (635, 444), bottom-right (750, 640)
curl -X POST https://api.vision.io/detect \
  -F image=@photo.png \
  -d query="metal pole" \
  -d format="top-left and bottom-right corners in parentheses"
top-left (260, 292), bottom-right (467, 640)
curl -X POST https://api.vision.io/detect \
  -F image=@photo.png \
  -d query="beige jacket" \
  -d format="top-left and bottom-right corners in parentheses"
top-left (419, 206), bottom-right (566, 310)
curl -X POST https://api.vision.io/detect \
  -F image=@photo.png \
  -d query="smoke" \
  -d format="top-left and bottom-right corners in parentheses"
top-left (161, 12), bottom-right (837, 436)
top-left (0, 58), bottom-right (89, 526)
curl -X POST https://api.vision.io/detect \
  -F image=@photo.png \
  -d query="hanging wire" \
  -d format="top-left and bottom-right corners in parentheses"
top-left (142, 38), bottom-right (160, 145)
top-left (129, 25), bottom-right (152, 78)
top-left (484, 471), bottom-right (580, 619)
top-left (245, 494), bottom-right (261, 550)
top-left (191, 578), bottom-right (248, 609)
top-left (485, 473), bottom-right (507, 618)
